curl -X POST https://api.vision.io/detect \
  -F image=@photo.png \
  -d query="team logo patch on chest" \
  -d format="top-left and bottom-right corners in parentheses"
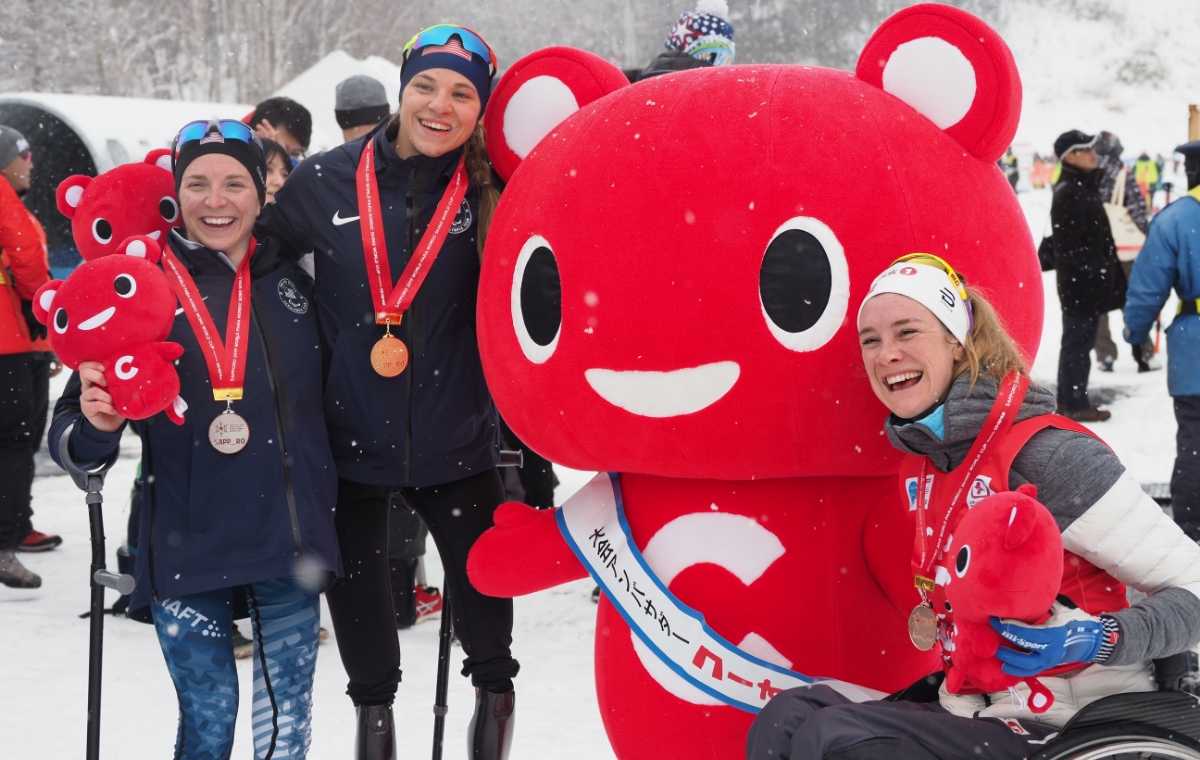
top-left (450, 198), bottom-right (473, 235)
top-left (277, 278), bottom-right (309, 314)
top-left (966, 475), bottom-right (994, 507)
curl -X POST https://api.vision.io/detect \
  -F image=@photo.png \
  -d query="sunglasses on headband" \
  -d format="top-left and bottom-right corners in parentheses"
top-left (403, 24), bottom-right (497, 77)
top-left (172, 120), bottom-right (265, 163)
top-left (892, 252), bottom-right (975, 332)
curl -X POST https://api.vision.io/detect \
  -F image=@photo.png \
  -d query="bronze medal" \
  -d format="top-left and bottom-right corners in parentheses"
top-left (208, 409), bottom-right (250, 454)
top-left (908, 604), bottom-right (937, 651)
top-left (371, 333), bottom-right (409, 377)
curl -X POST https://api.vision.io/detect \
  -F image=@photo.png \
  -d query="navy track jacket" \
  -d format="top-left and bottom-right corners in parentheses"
top-left (50, 233), bottom-right (341, 614)
top-left (255, 121), bottom-right (501, 488)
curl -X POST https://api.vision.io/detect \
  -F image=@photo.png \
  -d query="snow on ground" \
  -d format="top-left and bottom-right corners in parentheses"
top-left (0, 185), bottom-right (1183, 758)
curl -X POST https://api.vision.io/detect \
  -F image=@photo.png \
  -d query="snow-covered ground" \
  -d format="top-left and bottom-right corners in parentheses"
top-left (0, 184), bottom-right (1182, 758)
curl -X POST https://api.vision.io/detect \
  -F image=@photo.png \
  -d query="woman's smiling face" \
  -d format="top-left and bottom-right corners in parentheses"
top-left (392, 68), bottom-right (481, 159)
top-left (858, 293), bottom-right (965, 419)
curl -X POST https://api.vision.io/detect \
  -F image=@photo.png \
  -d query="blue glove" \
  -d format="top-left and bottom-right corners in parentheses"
top-left (989, 616), bottom-right (1110, 677)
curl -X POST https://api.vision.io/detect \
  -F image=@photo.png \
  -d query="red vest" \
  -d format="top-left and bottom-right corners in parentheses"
top-left (898, 414), bottom-right (1128, 618)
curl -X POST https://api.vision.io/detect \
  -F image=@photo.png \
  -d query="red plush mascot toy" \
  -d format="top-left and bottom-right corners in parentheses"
top-left (55, 149), bottom-right (179, 262)
top-left (33, 237), bottom-right (185, 424)
top-left (937, 485), bottom-right (1063, 713)
top-left (467, 5), bottom-right (1039, 758)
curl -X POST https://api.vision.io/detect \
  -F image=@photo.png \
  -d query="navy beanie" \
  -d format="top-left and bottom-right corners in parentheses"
top-left (174, 125), bottom-right (268, 205)
top-left (400, 35), bottom-right (493, 113)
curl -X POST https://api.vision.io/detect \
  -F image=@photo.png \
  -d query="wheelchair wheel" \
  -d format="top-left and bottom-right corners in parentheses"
top-left (1027, 722), bottom-right (1200, 760)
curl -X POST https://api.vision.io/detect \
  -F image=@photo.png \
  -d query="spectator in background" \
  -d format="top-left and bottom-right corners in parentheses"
top-left (0, 125), bottom-right (52, 587)
top-left (1135, 151), bottom-right (1159, 203)
top-left (260, 137), bottom-right (291, 203)
top-left (1124, 139), bottom-right (1200, 545)
top-left (248, 96), bottom-right (312, 160)
top-left (1092, 131), bottom-right (1158, 372)
top-left (631, 0), bottom-right (734, 82)
top-left (999, 146), bottom-right (1019, 191)
top-left (1050, 129), bottom-right (1125, 422)
top-left (335, 75), bottom-right (391, 143)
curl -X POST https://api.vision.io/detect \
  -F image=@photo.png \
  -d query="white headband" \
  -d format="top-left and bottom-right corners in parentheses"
top-left (857, 261), bottom-right (973, 345)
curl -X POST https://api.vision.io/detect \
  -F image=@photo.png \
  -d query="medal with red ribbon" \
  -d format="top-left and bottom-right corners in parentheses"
top-left (357, 137), bottom-right (469, 377)
top-left (161, 239), bottom-right (256, 454)
top-left (907, 371), bottom-right (1029, 650)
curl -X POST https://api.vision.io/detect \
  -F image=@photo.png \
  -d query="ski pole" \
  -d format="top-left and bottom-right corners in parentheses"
top-left (432, 592), bottom-right (453, 760)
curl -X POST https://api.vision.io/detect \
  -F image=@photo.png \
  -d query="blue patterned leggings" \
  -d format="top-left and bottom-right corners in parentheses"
top-left (152, 578), bottom-right (321, 759)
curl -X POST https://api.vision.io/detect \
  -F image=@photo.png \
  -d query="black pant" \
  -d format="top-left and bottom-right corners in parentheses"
top-left (746, 685), bottom-right (1057, 760)
top-left (1173, 396), bottom-right (1200, 541)
top-left (324, 468), bottom-right (518, 705)
top-left (0, 353), bottom-right (34, 550)
top-left (28, 351), bottom-right (51, 455)
top-left (1058, 312), bottom-right (1100, 412)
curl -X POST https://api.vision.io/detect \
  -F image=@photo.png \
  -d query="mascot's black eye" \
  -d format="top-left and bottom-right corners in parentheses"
top-left (512, 236), bottom-right (562, 364)
top-left (159, 197), bottom-right (179, 223)
top-left (53, 308), bottom-right (68, 334)
top-left (92, 218), bottom-right (113, 244)
top-left (943, 599), bottom-right (952, 613)
top-left (114, 274), bottom-right (136, 298)
top-left (955, 545), bottom-right (971, 578)
top-left (758, 217), bottom-right (849, 353)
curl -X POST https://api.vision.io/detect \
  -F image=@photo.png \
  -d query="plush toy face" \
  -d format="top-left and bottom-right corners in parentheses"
top-left (56, 150), bottom-right (179, 262)
top-left (478, 9), bottom-right (1039, 481)
top-left (32, 240), bottom-right (177, 370)
top-left (941, 486), bottom-right (1063, 624)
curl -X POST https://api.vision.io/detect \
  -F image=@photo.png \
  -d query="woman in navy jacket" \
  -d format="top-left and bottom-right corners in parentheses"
top-left (50, 122), bottom-right (339, 759)
top-left (255, 24), bottom-right (517, 759)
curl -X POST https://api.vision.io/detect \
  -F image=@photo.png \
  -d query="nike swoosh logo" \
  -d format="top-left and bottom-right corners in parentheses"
top-left (175, 295), bottom-right (209, 316)
top-left (332, 211), bottom-right (360, 226)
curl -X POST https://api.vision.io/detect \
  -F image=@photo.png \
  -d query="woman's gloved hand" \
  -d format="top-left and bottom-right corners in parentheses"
top-left (989, 613), bottom-right (1117, 677)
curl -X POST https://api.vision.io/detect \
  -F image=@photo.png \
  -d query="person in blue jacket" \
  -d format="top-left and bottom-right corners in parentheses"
top-left (254, 24), bottom-right (516, 760)
top-left (1124, 139), bottom-right (1200, 543)
top-left (50, 120), bottom-right (339, 759)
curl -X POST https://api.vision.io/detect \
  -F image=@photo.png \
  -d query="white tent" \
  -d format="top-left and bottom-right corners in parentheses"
top-left (271, 51), bottom-right (402, 153)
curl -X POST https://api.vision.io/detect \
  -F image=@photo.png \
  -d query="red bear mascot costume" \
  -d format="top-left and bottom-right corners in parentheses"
top-left (55, 149), bottom-right (178, 262)
top-left (937, 485), bottom-right (1063, 713)
top-left (467, 5), bottom-right (1040, 758)
top-left (32, 237), bottom-right (185, 423)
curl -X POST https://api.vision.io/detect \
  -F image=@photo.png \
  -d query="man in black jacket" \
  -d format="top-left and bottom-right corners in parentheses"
top-left (1051, 130), bottom-right (1127, 421)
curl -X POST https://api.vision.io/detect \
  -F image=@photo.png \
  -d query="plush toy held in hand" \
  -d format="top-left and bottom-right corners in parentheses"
top-left (33, 236), bottom-right (186, 424)
top-left (56, 149), bottom-right (179, 262)
top-left (939, 484), bottom-right (1062, 712)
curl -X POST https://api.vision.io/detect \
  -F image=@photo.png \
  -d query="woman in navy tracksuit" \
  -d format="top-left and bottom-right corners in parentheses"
top-left (255, 25), bottom-right (517, 759)
top-left (50, 122), bottom-right (339, 759)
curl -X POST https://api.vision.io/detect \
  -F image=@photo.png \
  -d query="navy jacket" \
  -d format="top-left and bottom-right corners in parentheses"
top-left (50, 233), bottom-right (340, 613)
top-left (256, 121), bottom-right (500, 488)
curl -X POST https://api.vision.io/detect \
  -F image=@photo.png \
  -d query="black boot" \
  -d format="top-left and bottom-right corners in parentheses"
top-left (467, 688), bottom-right (515, 760)
top-left (355, 704), bottom-right (397, 760)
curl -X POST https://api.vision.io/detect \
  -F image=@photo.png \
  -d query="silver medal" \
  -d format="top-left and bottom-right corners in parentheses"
top-left (208, 406), bottom-right (250, 454)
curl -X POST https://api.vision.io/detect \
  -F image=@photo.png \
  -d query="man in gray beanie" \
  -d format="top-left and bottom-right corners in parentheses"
top-left (0, 125), bottom-right (33, 198)
top-left (335, 75), bottom-right (391, 143)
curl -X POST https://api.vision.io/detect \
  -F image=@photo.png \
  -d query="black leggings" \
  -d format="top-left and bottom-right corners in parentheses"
top-left (324, 468), bottom-right (518, 705)
top-left (0, 353), bottom-right (34, 550)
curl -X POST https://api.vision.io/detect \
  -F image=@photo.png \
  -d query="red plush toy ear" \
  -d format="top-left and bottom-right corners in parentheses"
top-left (484, 46), bottom-right (629, 182)
top-left (144, 148), bottom-right (173, 173)
top-left (56, 175), bottom-right (92, 219)
top-left (1003, 499), bottom-right (1040, 550)
top-left (117, 235), bottom-right (163, 264)
top-left (32, 280), bottom-right (62, 326)
top-left (855, 3), bottom-right (1021, 163)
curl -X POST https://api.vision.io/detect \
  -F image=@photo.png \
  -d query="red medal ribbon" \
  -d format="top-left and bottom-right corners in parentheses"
top-left (356, 137), bottom-right (469, 325)
top-left (161, 238), bottom-right (256, 401)
top-left (911, 372), bottom-right (1029, 591)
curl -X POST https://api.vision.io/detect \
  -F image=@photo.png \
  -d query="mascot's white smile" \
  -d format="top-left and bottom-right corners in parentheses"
top-left (584, 361), bottom-right (740, 418)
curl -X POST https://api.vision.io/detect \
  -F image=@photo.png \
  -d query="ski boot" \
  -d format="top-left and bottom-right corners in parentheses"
top-left (355, 704), bottom-right (396, 760)
top-left (467, 688), bottom-right (515, 760)
top-left (0, 550), bottom-right (41, 588)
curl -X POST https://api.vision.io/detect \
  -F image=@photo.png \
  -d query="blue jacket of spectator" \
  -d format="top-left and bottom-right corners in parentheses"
top-left (49, 232), bottom-right (340, 614)
top-left (1124, 189), bottom-right (1200, 397)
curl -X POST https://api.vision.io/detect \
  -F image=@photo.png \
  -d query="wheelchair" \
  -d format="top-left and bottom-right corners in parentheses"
top-left (1024, 653), bottom-right (1200, 760)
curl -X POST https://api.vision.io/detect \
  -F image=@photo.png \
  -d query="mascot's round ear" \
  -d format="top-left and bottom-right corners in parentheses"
top-left (484, 46), bottom-right (629, 182)
top-left (32, 281), bottom-right (61, 326)
top-left (855, 3), bottom-right (1020, 163)
top-left (117, 235), bottom-right (163, 264)
top-left (145, 148), bottom-right (174, 173)
top-left (56, 175), bottom-right (92, 219)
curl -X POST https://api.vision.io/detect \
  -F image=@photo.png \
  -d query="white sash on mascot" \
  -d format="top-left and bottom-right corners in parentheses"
top-left (557, 472), bottom-right (887, 712)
